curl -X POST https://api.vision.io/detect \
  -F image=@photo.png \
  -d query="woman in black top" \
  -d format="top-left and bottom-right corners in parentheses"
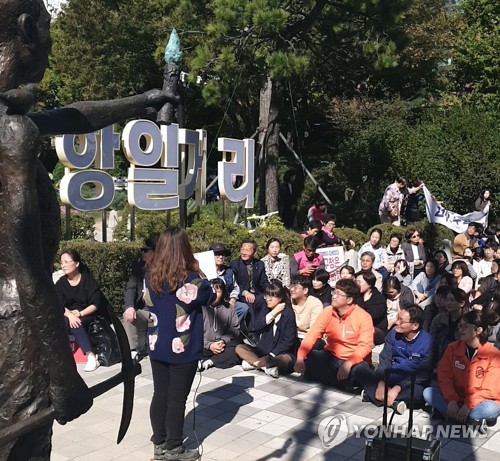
top-left (55, 249), bottom-right (102, 372)
top-left (355, 270), bottom-right (388, 345)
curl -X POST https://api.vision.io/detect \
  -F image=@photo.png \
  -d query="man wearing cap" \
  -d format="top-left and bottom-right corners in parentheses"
top-left (453, 222), bottom-right (479, 260)
top-left (122, 237), bottom-right (155, 360)
top-left (211, 243), bottom-right (240, 308)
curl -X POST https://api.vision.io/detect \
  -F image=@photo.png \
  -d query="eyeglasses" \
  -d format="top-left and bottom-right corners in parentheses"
top-left (289, 285), bottom-right (303, 291)
top-left (395, 318), bottom-right (415, 325)
top-left (411, 234), bottom-right (420, 238)
top-left (331, 289), bottom-right (348, 297)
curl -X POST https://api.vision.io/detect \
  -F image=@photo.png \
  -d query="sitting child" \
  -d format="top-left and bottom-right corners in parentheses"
top-left (200, 278), bottom-right (240, 370)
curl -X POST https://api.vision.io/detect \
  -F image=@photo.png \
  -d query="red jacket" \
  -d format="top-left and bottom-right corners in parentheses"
top-left (297, 304), bottom-right (374, 365)
top-left (438, 340), bottom-right (500, 409)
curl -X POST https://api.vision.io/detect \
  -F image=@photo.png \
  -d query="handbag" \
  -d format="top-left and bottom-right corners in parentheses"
top-left (87, 316), bottom-right (121, 367)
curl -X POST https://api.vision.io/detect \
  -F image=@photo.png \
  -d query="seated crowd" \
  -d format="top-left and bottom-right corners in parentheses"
top-left (118, 216), bottom-right (500, 429)
top-left (65, 218), bottom-right (500, 433)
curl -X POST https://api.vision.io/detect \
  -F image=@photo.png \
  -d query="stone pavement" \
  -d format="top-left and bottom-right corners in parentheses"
top-left (52, 358), bottom-right (500, 461)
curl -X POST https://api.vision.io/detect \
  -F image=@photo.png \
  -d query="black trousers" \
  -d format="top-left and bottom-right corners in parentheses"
top-left (150, 359), bottom-right (198, 449)
top-left (203, 338), bottom-right (241, 368)
top-left (304, 349), bottom-right (366, 389)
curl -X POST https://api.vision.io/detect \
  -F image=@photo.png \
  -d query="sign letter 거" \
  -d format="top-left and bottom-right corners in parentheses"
top-left (217, 137), bottom-right (255, 208)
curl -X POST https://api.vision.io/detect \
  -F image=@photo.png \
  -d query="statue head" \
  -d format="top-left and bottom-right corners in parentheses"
top-left (0, 0), bottom-right (51, 92)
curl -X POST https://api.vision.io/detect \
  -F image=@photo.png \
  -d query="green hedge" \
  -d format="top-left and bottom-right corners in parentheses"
top-left (60, 213), bottom-right (95, 241)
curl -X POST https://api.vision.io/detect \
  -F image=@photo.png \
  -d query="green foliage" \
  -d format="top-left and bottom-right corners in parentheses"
top-left (250, 226), bottom-right (304, 258)
top-left (52, 161), bottom-right (65, 184)
top-left (111, 190), bottom-right (128, 211)
top-left (452, 0), bottom-right (500, 108)
top-left (324, 99), bottom-right (500, 229)
top-left (60, 213), bottom-right (95, 240)
top-left (59, 240), bottom-right (141, 312)
top-left (333, 228), bottom-right (371, 250)
top-left (186, 217), bottom-right (250, 260)
top-left (112, 203), bottom-right (178, 242)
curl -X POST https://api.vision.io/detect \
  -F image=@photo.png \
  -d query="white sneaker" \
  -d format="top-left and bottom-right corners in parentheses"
top-left (241, 360), bottom-right (256, 371)
top-left (392, 401), bottom-right (407, 415)
top-left (197, 359), bottom-right (214, 371)
top-left (264, 366), bottom-right (279, 378)
top-left (131, 350), bottom-right (139, 361)
top-left (84, 353), bottom-right (100, 372)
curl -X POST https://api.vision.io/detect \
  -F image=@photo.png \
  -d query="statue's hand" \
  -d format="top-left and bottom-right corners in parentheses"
top-left (144, 88), bottom-right (180, 110)
top-left (0, 84), bottom-right (39, 115)
top-left (49, 373), bottom-right (93, 425)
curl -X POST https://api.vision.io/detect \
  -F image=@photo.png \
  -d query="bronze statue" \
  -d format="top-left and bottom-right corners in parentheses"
top-left (0, 1), bottom-right (177, 459)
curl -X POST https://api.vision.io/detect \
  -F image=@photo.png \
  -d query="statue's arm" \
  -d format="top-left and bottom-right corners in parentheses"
top-left (28, 90), bottom-right (177, 136)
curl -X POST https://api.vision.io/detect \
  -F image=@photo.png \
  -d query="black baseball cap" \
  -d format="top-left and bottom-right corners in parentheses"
top-left (210, 243), bottom-right (229, 255)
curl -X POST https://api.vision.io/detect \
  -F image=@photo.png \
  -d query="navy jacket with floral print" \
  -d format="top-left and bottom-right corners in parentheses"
top-left (145, 272), bottom-right (214, 364)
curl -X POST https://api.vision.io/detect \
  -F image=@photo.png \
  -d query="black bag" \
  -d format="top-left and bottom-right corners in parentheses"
top-left (88, 316), bottom-right (121, 367)
top-left (364, 369), bottom-right (440, 461)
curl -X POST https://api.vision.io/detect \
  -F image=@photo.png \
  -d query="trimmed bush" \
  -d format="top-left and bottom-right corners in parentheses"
top-left (250, 226), bottom-right (304, 258)
top-left (333, 227), bottom-right (370, 250)
top-left (60, 213), bottom-right (95, 240)
top-left (187, 218), bottom-right (250, 261)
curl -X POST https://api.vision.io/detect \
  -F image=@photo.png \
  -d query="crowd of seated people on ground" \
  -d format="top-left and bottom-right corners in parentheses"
top-left (61, 210), bottom-right (500, 437)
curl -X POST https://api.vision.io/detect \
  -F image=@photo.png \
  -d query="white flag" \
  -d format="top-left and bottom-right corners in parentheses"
top-left (423, 186), bottom-right (488, 233)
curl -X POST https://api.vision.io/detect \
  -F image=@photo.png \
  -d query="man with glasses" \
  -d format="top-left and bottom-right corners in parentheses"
top-left (354, 305), bottom-right (433, 414)
top-left (294, 279), bottom-right (373, 390)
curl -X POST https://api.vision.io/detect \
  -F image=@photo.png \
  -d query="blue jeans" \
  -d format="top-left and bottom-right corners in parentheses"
top-left (423, 386), bottom-right (500, 421)
top-left (234, 301), bottom-right (250, 322)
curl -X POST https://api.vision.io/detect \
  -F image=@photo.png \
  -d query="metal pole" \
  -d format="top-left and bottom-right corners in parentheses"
top-left (101, 209), bottom-right (107, 243)
top-left (65, 205), bottom-right (71, 240)
top-left (279, 132), bottom-right (332, 205)
top-left (178, 87), bottom-right (187, 229)
top-left (130, 206), bottom-right (136, 241)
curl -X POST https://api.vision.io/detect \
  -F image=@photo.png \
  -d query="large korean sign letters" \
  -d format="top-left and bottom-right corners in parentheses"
top-left (56, 121), bottom-right (254, 212)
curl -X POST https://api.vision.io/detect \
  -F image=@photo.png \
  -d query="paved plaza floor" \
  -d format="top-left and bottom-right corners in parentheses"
top-left (52, 358), bottom-right (500, 461)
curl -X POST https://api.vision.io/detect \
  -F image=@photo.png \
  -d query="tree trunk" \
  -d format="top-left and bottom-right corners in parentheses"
top-left (258, 75), bottom-right (281, 214)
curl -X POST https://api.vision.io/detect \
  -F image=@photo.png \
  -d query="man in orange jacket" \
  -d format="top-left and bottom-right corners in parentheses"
top-left (294, 279), bottom-right (374, 389)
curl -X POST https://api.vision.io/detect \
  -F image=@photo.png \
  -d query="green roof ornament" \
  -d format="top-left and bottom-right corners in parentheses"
top-left (165, 28), bottom-right (182, 65)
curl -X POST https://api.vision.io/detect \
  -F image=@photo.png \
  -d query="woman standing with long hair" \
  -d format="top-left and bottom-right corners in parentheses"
top-left (145, 228), bottom-right (214, 461)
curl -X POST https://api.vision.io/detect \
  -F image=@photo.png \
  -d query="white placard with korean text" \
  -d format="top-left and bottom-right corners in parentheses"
top-left (317, 246), bottom-right (345, 287)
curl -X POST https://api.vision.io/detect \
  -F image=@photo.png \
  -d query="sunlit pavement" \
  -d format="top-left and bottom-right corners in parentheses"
top-left (52, 357), bottom-right (500, 460)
